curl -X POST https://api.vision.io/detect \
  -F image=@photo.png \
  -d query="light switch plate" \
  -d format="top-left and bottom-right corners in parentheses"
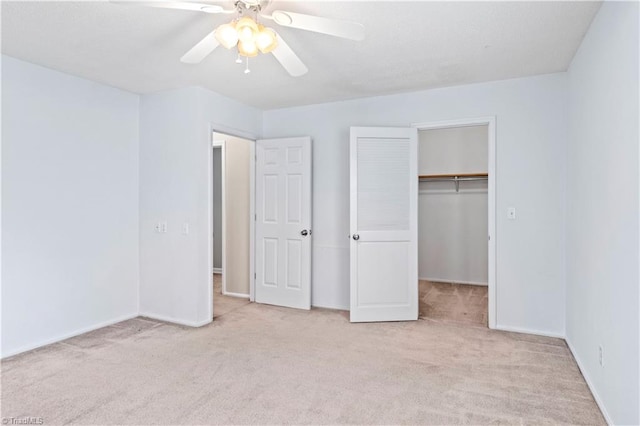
top-left (507, 207), bottom-right (516, 220)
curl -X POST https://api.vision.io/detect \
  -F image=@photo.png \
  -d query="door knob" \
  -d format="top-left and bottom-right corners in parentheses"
top-left (352, 234), bottom-right (360, 241)
top-left (301, 229), bottom-right (309, 236)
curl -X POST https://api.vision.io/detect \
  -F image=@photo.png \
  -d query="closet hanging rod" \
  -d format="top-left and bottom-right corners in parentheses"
top-left (418, 173), bottom-right (488, 179)
top-left (418, 177), bottom-right (488, 182)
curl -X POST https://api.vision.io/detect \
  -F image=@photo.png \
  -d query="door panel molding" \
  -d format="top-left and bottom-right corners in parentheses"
top-left (255, 137), bottom-right (312, 310)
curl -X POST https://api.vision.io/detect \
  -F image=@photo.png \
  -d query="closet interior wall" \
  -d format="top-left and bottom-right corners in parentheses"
top-left (418, 126), bottom-right (489, 285)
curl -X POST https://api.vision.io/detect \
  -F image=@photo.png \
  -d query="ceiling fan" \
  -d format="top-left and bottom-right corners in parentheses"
top-left (113, 0), bottom-right (365, 76)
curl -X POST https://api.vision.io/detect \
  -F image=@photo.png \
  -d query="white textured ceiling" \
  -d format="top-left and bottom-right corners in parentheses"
top-left (1, 1), bottom-right (600, 109)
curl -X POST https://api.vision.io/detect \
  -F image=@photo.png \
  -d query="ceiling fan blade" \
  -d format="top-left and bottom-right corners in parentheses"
top-left (268, 11), bottom-right (365, 41)
top-left (271, 33), bottom-right (308, 77)
top-left (110, 1), bottom-right (232, 14)
top-left (180, 30), bottom-right (220, 64)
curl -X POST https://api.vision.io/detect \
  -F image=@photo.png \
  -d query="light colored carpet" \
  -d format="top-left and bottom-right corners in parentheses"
top-left (1, 295), bottom-right (605, 424)
top-left (419, 281), bottom-right (488, 327)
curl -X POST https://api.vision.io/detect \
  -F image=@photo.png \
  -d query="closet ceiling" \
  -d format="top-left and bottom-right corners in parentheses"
top-left (1, 1), bottom-right (601, 109)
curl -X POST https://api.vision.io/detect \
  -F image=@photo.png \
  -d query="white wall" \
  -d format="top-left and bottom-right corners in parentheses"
top-left (419, 126), bottom-right (488, 285)
top-left (139, 87), bottom-right (261, 326)
top-left (418, 126), bottom-right (488, 175)
top-left (263, 73), bottom-right (567, 336)
top-left (1, 56), bottom-right (140, 357)
top-left (566, 2), bottom-right (639, 424)
top-left (419, 187), bottom-right (488, 285)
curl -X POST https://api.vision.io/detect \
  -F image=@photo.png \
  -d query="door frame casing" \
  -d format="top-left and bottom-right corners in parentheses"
top-left (412, 117), bottom-right (497, 329)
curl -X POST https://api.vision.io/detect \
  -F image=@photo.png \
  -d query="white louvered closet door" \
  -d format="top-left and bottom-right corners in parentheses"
top-left (349, 127), bottom-right (418, 322)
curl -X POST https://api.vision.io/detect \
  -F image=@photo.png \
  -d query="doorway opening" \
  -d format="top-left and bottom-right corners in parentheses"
top-left (211, 132), bottom-right (254, 318)
top-left (414, 118), bottom-right (496, 328)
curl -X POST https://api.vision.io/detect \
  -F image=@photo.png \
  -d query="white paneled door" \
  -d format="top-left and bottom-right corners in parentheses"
top-left (350, 127), bottom-right (418, 322)
top-left (255, 137), bottom-right (312, 310)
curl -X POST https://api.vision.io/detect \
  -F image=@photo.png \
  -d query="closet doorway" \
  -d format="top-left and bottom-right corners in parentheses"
top-left (414, 118), bottom-right (496, 328)
top-left (212, 132), bottom-right (253, 318)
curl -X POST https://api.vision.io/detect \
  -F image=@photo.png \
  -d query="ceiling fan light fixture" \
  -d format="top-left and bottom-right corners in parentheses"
top-left (256, 25), bottom-right (278, 53)
top-left (215, 22), bottom-right (239, 49)
top-left (238, 40), bottom-right (259, 57)
top-left (117, 0), bottom-right (364, 77)
top-left (272, 11), bottom-right (293, 26)
top-left (236, 17), bottom-right (259, 43)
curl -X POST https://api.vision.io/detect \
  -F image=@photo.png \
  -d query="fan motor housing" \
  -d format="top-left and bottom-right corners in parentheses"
top-left (238, 0), bottom-right (270, 11)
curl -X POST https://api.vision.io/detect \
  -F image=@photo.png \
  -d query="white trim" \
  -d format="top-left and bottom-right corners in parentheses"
top-left (1, 313), bottom-right (139, 359)
top-left (495, 324), bottom-right (564, 339)
top-left (212, 268), bottom-right (223, 274)
top-left (412, 116), bottom-right (497, 329)
top-left (206, 137), bottom-right (214, 322)
top-left (212, 140), bottom-right (227, 296)
top-left (139, 312), bottom-right (212, 328)
top-left (249, 140), bottom-right (256, 302)
top-left (412, 118), bottom-right (492, 130)
top-left (419, 277), bottom-right (488, 286)
top-left (210, 123), bottom-right (257, 143)
top-left (566, 339), bottom-right (613, 425)
top-left (222, 291), bottom-right (250, 299)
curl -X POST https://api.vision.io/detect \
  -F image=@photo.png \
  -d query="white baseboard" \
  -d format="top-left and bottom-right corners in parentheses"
top-left (419, 277), bottom-right (488, 286)
top-left (139, 312), bottom-right (211, 328)
top-left (212, 268), bottom-right (222, 274)
top-left (222, 291), bottom-right (250, 299)
top-left (566, 339), bottom-right (613, 425)
top-left (494, 324), bottom-right (565, 339)
top-left (1, 312), bottom-right (139, 359)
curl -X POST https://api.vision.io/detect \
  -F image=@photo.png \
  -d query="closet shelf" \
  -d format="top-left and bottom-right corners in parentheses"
top-left (418, 173), bottom-right (488, 192)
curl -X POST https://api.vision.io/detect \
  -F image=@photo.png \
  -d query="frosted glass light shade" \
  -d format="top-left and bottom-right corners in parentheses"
top-left (215, 23), bottom-right (238, 49)
top-left (236, 17), bottom-right (258, 43)
top-left (256, 25), bottom-right (278, 53)
top-left (238, 40), bottom-right (258, 57)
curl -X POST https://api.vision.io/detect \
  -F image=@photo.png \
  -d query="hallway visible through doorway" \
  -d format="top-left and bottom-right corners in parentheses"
top-left (213, 273), bottom-right (250, 319)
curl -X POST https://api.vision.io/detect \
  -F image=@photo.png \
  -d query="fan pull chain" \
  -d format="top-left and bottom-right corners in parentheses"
top-left (244, 57), bottom-right (251, 74)
top-left (235, 53), bottom-right (242, 64)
